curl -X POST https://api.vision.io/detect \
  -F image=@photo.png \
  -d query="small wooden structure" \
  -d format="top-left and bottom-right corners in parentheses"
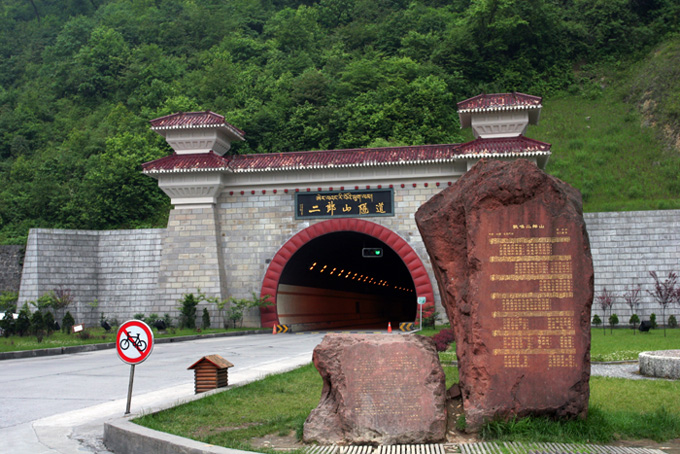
top-left (187, 354), bottom-right (234, 394)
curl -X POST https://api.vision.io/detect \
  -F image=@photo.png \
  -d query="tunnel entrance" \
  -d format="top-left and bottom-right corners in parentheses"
top-left (259, 219), bottom-right (435, 330)
top-left (277, 231), bottom-right (416, 330)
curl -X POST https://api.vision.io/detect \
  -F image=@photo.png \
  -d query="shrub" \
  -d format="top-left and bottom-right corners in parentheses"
top-left (163, 313), bottom-right (174, 329)
top-left (62, 311), bottom-right (75, 334)
top-left (43, 311), bottom-right (55, 333)
top-left (629, 313), bottom-right (640, 331)
top-left (178, 292), bottom-right (200, 329)
top-left (0, 310), bottom-right (15, 337)
top-left (217, 293), bottom-right (273, 329)
top-left (144, 313), bottom-right (160, 326)
top-left (78, 330), bottom-right (91, 340)
top-left (51, 286), bottom-right (74, 320)
top-left (432, 328), bottom-right (455, 352)
top-left (134, 313), bottom-right (145, 321)
top-left (202, 308), bottom-right (211, 329)
top-left (609, 313), bottom-right (619, 332)
top-left (31, 310), bottom-right (47, 342)
top-left (422, 301), bottom-right (439, 328)
top-left (650, 313), bottom-right (658, 329)
top-left (669, 315), bottom-right (678, 328)
top-left (30, 310), bottom-right (45, 333)
top-left (592, 314), bottom-right (602, 326)
top-left (0, 291), bottom-right (18, 312)
top-left (16, 306), bottom-right (31, 336)
top-left (225, 298), bottom-right (247, 329)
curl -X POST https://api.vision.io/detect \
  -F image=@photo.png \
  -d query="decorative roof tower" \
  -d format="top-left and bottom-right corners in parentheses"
top-left (457, 92), bottom-right (542, 139)
top-left (150, 111), bottom-right (245, 155)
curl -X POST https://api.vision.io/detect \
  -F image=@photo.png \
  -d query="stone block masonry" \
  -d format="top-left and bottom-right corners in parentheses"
top-left (585, 210), bottom-right (680, 324)
top-left (18, 229), bottom-right (162, 326)
top-left (154, 206), bottom-right (227, 326)
top-left (0, 245), bottom-right (24, 294)
top-left (17, 209), bottom-right (680, 328)
top-left (217, 184), bottom-right (444, 327)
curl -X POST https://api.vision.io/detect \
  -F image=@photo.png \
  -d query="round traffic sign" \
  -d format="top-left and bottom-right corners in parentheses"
top-left (116, 320), bottom-right (154, 365)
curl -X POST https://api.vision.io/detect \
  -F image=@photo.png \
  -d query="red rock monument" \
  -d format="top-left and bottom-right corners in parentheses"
top-left (303, 334), bottom-right (447, 445)
top-left (415, 159), bottom-right (593, 431)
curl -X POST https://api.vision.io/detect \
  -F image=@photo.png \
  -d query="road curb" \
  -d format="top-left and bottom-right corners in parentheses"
top-left (0, 330), bottom-right (269, 361)
top-left (104, 418), bottom-right (252, 454)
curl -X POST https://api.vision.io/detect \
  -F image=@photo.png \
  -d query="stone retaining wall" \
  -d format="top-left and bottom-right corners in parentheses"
top-left (585, 210), bottom-right (680, 325)
top-left (18, 229), bottom-right (162, 326)
top-left (16, 209), bottom-right (680, 328)
top-left (0, 245), bottom-right (24, 294)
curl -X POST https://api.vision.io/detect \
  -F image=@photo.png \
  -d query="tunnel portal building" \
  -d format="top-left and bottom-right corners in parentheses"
top-left (139, 93), bottom-right (549, 329)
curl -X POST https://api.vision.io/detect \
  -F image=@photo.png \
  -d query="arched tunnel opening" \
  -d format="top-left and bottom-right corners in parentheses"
top-left (276, 231), bottom-right (417, 330)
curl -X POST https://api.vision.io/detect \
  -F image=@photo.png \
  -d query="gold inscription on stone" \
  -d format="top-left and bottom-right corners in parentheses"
top-left (491, 273), bottom-right (572, 281)
top-left (487, 226), bottom-right (577, 369)
top-left (492, 311), bottom-right (574, 318)
top-left (504, 355), bottom-right (529, 368)
top-left (494, 348), bottom-right (577, 355)
top-left (491, 292), bottom-right (573, 299)
top-left (548, 354), bottom-right (575, 368)
top-left (493, 329), bottom-right (575, 337)
top-left (501, 298), bottom-right (551, 311)
top-left (489, 237), bottom-right (571, 244)
top-left (502, 318), bottom-right (529, 330)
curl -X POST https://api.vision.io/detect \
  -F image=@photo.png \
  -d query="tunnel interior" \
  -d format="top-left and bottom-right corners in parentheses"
top-left (277, 231), bottom-right (417, 330)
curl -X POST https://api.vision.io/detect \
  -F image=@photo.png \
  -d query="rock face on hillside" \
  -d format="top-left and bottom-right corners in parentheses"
top-left (415, 159), bottom-right (593, 431)
top-left (303, 334), bottom-right (447, 445)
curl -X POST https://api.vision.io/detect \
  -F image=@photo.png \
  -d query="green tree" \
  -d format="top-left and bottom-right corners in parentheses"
top-left (0, 310), bottom-right (15, 337)
top-left (16, 305), bottom-right (31, 336)
top-left (592, 314), bottom-right (602, 327)
top-left (608, 313), bottom-right (619, 333)
top-left (596, 288), bottom-right (616, 335)
top-left (68, 26), bottom-right (130, 98)
top-left (629, 313), bottom-right (640, 333)
top-left (62, 311), bottom-right (75, 334)
top-left (202, 307), bottom-right (211, 330)
top-left (648, 271), bottom-right (680, 337)
top-left (30, 310), bottom-right (45, 342)
top-left (669, 314), bottom-right (678, 328)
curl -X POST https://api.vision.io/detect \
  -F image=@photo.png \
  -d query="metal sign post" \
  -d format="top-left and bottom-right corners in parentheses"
top-left (125, 364), bottom-right (135, 415)
top-left (414, 296), bottom-right (426, 333)
top-left (116, 320), bottom-right (154, 416)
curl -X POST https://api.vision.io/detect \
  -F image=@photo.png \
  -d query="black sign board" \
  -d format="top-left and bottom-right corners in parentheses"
top-left (296, 189), bottom-right (394, 219)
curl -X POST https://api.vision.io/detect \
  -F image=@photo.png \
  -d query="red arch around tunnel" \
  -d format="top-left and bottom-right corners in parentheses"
top-left (259, 218), bottom-right (435, 327)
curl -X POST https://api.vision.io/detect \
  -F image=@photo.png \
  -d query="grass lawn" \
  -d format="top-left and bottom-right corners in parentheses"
top-left (590, 327), bottom-right (680, 361)
top-left (0, 326), bottom-right (265, 353)
top-left (134, 326), bottom-right (680, 450)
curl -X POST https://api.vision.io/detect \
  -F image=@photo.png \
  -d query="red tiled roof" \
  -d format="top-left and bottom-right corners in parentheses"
top-left (457, 92), bottom-right (542, 112)
top-left (227, 144), bottom-right (464, 173)
top-left (142, 137), bottom-right (550, 174)
top-left (149, 111), bottom-right (246, 137)
top-left (141, 151), bottom-right (231, 173)
top-left (458, 136), bottom-right (551, 155)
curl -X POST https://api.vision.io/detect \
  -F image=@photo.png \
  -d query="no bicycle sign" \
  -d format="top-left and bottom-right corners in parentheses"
top-left (116, 320), bottom-right (155, 415)
top-left (116, 320), bottom-right (155, 365)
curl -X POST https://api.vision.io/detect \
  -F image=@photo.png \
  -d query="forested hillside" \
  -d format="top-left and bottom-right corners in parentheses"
top-left (1, 0), bottom-right (679, 244)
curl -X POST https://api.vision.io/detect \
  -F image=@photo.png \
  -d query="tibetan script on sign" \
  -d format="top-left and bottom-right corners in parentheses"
top-left (296, 189), bottom-right (394, 219)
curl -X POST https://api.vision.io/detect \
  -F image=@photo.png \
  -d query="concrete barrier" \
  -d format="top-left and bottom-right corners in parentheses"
top-left (639, 350), bottom-right (680, 379)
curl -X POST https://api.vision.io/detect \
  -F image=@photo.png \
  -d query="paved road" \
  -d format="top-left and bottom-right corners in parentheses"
top-left (0, 332), bottom-right (326, 454)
